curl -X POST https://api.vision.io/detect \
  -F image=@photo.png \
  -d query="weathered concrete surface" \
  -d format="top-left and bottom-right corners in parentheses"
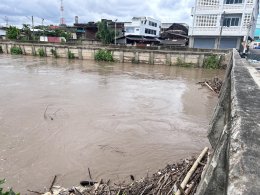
top-left (0, 41), bottom-right (229, 67)
top-left (228, 51), bottom-right (260, 195)
top-left (196, 49), bottom-right (260, 195)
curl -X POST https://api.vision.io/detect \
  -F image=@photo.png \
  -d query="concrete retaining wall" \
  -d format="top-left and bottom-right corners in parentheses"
top-left (0, 42), bottom-right (229, 67)
top-left (196, 49), bottom-right (260, 195)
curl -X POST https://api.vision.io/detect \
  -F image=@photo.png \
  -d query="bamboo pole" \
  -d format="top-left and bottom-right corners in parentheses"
top-left (175, 147), bottom-right (209, 195)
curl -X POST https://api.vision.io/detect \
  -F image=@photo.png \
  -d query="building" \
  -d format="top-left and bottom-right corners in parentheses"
top-left (160, 23), bottom-right (189, 46)
top-left (0, 27), bottom-right (6, 39)
top-left (125, 17), bottom-right (161, 37)
top-left (73, 22), bottom-right (98, 40)
top-left (254, 15), bottom-right (260, 39)
top-left (189, 0), bottom-right (259, 50)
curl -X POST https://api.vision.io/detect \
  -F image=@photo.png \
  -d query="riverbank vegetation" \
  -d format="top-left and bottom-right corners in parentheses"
top-left (203, 55), bottom-right (221, 69)
top-left (51, 49), bottom-right (58, 58)
top-left (176, 57), bottom-right (193, 67)
top-left (10, 46), bottom-right (23, 55)
top-left (94, 49), bottom-right (114, 62)
top-left (0, 179), bottom-right (19, 195)
top-left (68, 51), bottom-right (75, 59)
top-left (38, 48), bottom-right (45, 57)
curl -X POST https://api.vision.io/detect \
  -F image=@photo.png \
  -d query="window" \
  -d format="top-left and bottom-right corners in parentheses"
top-left (148, 21), bottom-right (157, 27)
top-left (197, 0), bottom-right (220, 6)
top-left (126, 27), bottom-right (135, 33)
top-left (225, 0), bottom-right (243, 4)
top-left (223, 17), bottom-right (240, 26)
top-left (145, 28), bottom-right (156, 35)
top-left (195, 15), bottom-right (218, 26)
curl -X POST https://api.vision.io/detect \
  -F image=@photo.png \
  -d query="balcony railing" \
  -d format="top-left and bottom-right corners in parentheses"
top-left (223, 4), bottom-right (244, 10)
top-left (189, 26), bottom-right (253, 37)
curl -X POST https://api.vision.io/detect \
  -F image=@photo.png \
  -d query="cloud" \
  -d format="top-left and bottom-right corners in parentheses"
top-left (0, 0), bottom-right (195, 27)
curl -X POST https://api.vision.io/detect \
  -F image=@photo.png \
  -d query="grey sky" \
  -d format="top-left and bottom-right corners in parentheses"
top-left (0, 0), bottom-right (195, 26)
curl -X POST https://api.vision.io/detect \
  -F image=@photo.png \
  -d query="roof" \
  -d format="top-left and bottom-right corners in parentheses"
top-left (159, 39), bottom-right (187, 45)
top-left (117, 36), bottom-right (160, 42)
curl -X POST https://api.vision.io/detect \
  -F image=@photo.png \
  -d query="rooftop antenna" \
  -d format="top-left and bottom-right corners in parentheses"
top-left (60, 0), bottom-right (65, 25)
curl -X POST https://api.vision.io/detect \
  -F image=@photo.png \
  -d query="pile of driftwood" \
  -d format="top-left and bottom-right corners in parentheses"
top-left (41, 147), bottom-right (209, 195)
top-left (197, 77), bottom-right (223, 94)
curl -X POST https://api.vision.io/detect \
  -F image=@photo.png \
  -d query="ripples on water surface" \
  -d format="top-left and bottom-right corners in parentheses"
top-left (0, 55), bottom-right (225, 193)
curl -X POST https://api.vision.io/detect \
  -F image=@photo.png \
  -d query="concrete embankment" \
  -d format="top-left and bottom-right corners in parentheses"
top-left (0, 41), bottom-right (229, 67)
top-left (196, 49), bottom-right (260, 195)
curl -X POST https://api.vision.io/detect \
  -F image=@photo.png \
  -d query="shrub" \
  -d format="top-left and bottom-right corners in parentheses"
top-left (10, 46), bottom-right (22, 55)
top-left (51, 49), bottom-right (58, 58)
top-left (68, 50), bottom-right (75, 59)
top-left (203, 55), bottom-right (220, 69)
top-left (0, 179), bottom-right (20, 195)
top-left (94, 49), bottom-right (114, 62)
top-left (0, 46), bottom-right (3, 54)
top-left (131, 57), bottom-right (139, 64)
top-left (38, 48), bottom-right (45, 57)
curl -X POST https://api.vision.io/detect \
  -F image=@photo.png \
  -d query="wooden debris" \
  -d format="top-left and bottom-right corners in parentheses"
top-left (49, 175), bottom-right (57, 193)
top-left (197, 77), bottom-right (223, 94)
top-left (176, 147), bottom-right (209, 195)
top-left (43, 150), bottom-right (210, 195)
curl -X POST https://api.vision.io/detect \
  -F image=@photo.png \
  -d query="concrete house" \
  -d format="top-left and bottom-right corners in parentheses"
top-left (116, 17), bottom-right (161, 45)
top-left (124, 17), bottom-right (161, 37)
top-left (189, 0), bottom-right (259, 49)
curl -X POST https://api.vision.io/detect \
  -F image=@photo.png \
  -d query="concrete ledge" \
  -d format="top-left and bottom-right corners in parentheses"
top-left (196, 49), bottom-right (260, 195)
top-left (228, 51), bottom-right (260, 195)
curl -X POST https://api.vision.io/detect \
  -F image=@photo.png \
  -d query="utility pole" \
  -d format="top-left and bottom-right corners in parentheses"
top-left (32, 16), bottom-right (34, 40)
top-left (217, 11), bottom-right (225, 49)
top-left (114, 19), bottom-right (118, 45)
top-left (42, 18), bottom-right (45, 37)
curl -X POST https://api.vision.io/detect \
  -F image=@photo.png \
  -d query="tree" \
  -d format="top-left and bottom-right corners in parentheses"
top-left (6, 26), bottom-right (20, 40)
top-left (22, 24), bottom-right (32, 40)
top-left (96, 21), bottom-right (114, 44)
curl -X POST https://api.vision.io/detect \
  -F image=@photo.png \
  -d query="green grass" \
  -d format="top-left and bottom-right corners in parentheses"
top-left (203, 55), bottom-right (220, 69)
top-left (175, 57), bottom-right (192, 67)
top-left (0, 179), bottom-right (20, 195)
top-left (94, 49), bottom-right (114, 62)
top-left (38, 48), bottom-right (45, 57)
top-left (68, 50), bottom-right (75, 59)
top-left (10, 46), bottom-right (22, 55)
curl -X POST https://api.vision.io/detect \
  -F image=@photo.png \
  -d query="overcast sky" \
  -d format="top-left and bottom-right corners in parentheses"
top-left (0, 0), bottom-right (195, 27)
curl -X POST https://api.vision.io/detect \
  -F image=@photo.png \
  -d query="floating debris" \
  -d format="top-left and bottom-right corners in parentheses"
top-left (197, 77), bottom-right (223, 94)
top-left (41, 147), bottom-right (209, 195)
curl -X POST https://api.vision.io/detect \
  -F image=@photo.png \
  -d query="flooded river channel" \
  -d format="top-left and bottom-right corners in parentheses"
top-left (0, 55), bottom-right (224, 193)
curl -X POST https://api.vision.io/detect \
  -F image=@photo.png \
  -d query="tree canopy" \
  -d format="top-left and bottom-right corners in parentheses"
top-left (96, 21), bottom-right (114, 44)
top-left (6, 26), bottom-right (20, 40)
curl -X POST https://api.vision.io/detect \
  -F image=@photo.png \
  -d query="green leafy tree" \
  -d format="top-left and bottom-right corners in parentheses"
top-left (22, 24), bottom-right (32, 40)
top-left (96, 21), bottom-right (114, 44)
top-left (6, 26), bottom-right (20, 40)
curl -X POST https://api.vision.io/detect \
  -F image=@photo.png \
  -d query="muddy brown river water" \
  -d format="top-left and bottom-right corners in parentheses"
top-left (0, 55), bottom-right (224, 194)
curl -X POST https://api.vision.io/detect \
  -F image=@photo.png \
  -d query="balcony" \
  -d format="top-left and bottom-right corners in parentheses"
top-left (223, 4), bottom-right (244, 10)
top-left (189, 26), bottom-right (253, 37)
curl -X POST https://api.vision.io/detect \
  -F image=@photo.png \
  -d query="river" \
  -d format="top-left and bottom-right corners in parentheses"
top-left (0, 55), bottom-right (224, 194)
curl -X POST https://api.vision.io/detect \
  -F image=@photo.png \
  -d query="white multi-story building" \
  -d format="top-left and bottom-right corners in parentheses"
top-left (124, 17), bottom-right (161, 37)
top-left (189, 0), bottom-right (259, 49)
